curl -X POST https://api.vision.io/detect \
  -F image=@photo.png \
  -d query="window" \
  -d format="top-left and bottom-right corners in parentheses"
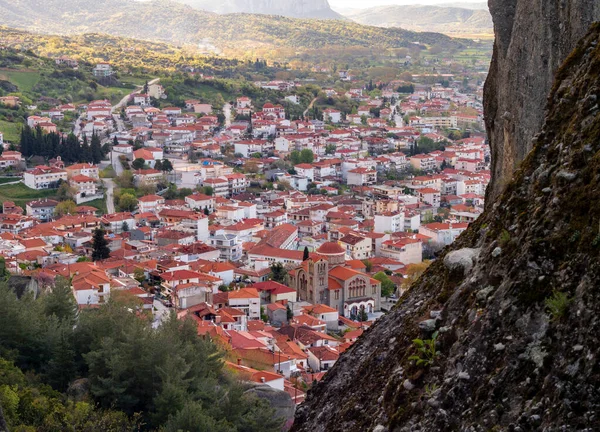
top-left (334, 290), bottom-right (340, 300)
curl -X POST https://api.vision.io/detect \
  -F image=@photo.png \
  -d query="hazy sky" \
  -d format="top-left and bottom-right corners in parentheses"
top-left (329, 0), bottom-right (484, 9)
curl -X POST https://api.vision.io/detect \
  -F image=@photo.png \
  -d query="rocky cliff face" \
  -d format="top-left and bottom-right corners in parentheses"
top-left (176, 0), bottom-right (341, 19)
top-left (293, 23), bottom-right (600, 432)
top-left (484, 0), bottom-right (600, 201)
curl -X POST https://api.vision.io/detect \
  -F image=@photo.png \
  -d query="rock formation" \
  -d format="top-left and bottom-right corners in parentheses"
top-left (485, 0), bottom-right (600, 201)
top-left (175, 0), bottom-right (342, 19)
top-left (293, 23), bottom-right (600, 432)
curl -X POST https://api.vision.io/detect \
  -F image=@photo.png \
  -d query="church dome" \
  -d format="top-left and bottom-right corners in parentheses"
top-left (317, 242), bottom-right (345, 256)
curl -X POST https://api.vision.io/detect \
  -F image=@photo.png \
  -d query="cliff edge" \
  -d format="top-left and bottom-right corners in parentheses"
top-left (484, 0), bottom-right (600, 202)
top-left (293, 23), bottom-right (600, 431)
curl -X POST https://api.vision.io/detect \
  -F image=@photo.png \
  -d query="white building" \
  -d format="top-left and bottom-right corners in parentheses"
top-left (380, 238), bottom-right (423, 264)
top-left (93, 63), bottom-right (114, 77)
top-left (374, 212), bottom-right (404, 233)
top-left (23, 166), bottom-right (68, 189)
top-left (323, 109), bottom-right (342, 124)
top-left (419, 222), bottom-right (469, 246)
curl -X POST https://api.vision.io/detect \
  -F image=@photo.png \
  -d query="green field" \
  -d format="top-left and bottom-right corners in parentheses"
top-left (83, 198), bottom-right (108, 215)
top-left (0, 120), bottom-right (22, 143)
top-left (120, 76), bottom-right (150, 86)
top-left (0, 70), bottom-right (42, 92)
top-left (0, 177), bottom-right (21, 185)
top-left (0, 182), bottom-right (57, 209)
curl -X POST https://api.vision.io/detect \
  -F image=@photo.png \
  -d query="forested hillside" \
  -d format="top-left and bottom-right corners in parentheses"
top-left (0, 0), bottom-right (465, 61)
top-left (0, 280), bottom-right (281, 431)
top-left (345, 5), bottom-right (493, 37)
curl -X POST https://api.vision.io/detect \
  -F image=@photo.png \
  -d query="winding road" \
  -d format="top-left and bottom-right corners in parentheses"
top-left (112, 78), bottom-right (160, 113)
top-left (303, 97), bottom-right (318, 119)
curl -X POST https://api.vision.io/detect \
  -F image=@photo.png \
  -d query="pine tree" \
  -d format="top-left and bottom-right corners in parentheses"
top-left (92, 229), bottom-right (111, 261)
top-left (303, 246), bottom-right (310, 261)
top-left (45, 329), bottom-right (77, 392)
top-left (43, 276), bottom-right (78, 325)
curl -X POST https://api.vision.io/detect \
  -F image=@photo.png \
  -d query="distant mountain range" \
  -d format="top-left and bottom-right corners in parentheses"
top-left (344, 4), bottom-right (492, 36)
top-left (0, 0), bottom-right (465, 57)
top-left (173, 0), bottom-right (343, 19)
top-left (436, 2), bottom-right (488, 10)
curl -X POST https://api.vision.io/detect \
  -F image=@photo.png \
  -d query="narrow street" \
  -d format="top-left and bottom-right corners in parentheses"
top-left (102, 178), bottom-right (116, 214)
top-left (110, 150), bottom-right (124, 176)
top-left (223, 102), bottom-right (232, 127)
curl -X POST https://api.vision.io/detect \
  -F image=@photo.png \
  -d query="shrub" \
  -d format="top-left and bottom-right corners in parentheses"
top-left (408, 331), bottom-right (440, 367)
top-left (545, 290), bottom-right (572, 321)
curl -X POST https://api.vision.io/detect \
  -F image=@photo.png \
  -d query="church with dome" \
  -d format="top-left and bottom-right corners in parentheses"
top-left (289, 241), bottom-right (382, 319)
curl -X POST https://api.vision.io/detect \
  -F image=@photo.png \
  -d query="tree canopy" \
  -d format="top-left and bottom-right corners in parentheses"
top-left (0, 282), bottom-right (283, 431)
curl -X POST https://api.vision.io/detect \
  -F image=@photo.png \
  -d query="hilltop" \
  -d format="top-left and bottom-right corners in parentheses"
top-left (174, 0), bottom-right (343, 19)
top-left (0, 0), bottom-right (465, 60)
top-left (345, 5), bottom-right (493, 37)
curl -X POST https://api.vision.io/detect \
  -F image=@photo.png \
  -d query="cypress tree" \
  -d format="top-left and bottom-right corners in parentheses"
top-left (92, 229), bottom-right (111, 261)
top-left (81, 135), bottom-right (92, 163)
top-left (91, 132), bottom-right (103, 164)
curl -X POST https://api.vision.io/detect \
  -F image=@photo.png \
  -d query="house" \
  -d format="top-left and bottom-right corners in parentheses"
top-left (0, 151), bottom-right (24, 169)
top-left (236, 97), bottom-right (252, 109)
top-left (266, 302), bottom-right (288, 326)
top-left (339, 234), bottom-right (372, 260)
top-left (380, 238), bottom-right (423, 264)
top-left (161, 270), bottom-right (215, 295)
top-left (263, 210), bottom-right (287, 229)
top-left (71, 266), bottom-right (112, 306)
top-left (133, 148), bottom-right (163, 168)
top-left (347, 168), bottom-right (377, 186)
top-left (419, 222), bottom-right (469, 246)
top-left (102, 212), bottom-right (136, 233)
top-left (418, 188), bottom-right (441, 208)
top-left (227, 288), bottom-right (261, 320)
top-left (307, 346), bottom-right (339, 371)
top-left (302, 304), bottom-right (339, 331)
top-left (23, 166), bottom-right (68, 189)
top-left (210, 234), bottom-right (243, 261)
top-left (294, 164), bottom-right (315, 182)
top-left (253, 281), bottom-right (297, 304)
top-left (132, 94), bottom-right (151, 106)
top-left (86, 100), bottom-right (112, 120)
top-left (26, 199), bottom-right (60, 222)
top-left (203, 178), bottom-right (229, 197)
top-left (186, 193), bottom-right (215, 212)
top-left (156, 230), bottom-right (196, 246)
top-left (65, 163), bottom-right (100, 179)
top-left (92, 63), bottom-right (114, 77)
top-left (133, 169), bottom-right (163, 185)
top-left (410, 154), bottom-right (437, 171)
top-left (69, 175), bottom-right (97, 201)
top-left (374, 211), bottom-right (404, 233)
top-left (323, 109), bottom-right (341, 124)
top-left (138, 195), bottom-right (165, 213)
top-left (148, 83), bottom-right (165, 99)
